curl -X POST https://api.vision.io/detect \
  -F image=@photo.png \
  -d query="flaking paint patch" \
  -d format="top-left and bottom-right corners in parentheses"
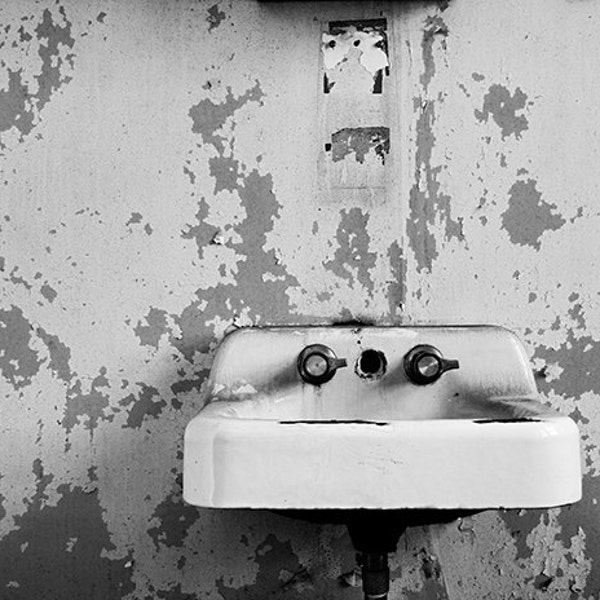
top-left (175, 83), bottom-right (299, 361)
top-left (386, 240), bottom-right (406, 316)
top-left (475, 84), bottom-right (530, 140)
top-left (134, 307), bottom-right (170, 349)
top-left (181, 198), bottom-right (219, 259)
top-left (0, 305), bottom-right (42, 389)
top-left (207, 4), bottom-right (226, 32)
top-left (119, 383), bottom-right (166, 429)
top-left (420, 15), bottom-right (448, 90)
top-left (328, 127), bottom-right (389, 165)
top-left (323, 208), bottom-right (377, 296)
top-left (501, 179), bottom-right (566, 249)
top-left (0, 461), bottom-right (134, 599)
top-left (534, 331), bottom-right (600, 401)
top-left (217, 534), bottom-right (311, 599)
top-left (0, 6), bottom-right (75, 149)
top-left (36, 326), bottom-right (72, 383)
top-left (147, 485), bottom-right (200, 550)
top-left (407, 16), bottom-right (463, 273)
top-left (188, 82), bottom-right (264, 153)
top-left (40, 283), bottom-right (57, 303)
top-left (555, 477), bottom-right (600, 596)
top-left (62, 368), bottom-right (111, 433)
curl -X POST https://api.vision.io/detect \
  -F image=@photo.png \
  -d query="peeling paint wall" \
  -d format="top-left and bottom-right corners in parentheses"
top-left (0, 0), bottom-right (598, 598)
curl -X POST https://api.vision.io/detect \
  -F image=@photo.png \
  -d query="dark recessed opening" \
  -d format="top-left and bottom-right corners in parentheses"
top-left (357, 349), bottom-right (386, 379)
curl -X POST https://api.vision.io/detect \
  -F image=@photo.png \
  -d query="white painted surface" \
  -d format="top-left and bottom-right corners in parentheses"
top-left (184, 326), bottom-right (581, 509)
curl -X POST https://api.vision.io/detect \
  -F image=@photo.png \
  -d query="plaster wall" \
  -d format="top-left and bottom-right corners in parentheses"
top-left (0, 0), bottom-right (596, 598)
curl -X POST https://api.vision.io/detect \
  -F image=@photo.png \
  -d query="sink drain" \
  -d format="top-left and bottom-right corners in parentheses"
top-left (356, 349), bottom-right (387, 380)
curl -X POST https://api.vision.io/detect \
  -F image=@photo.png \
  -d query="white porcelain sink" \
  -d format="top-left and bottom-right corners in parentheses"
top-left (183, 326), bottom-right (581, 510)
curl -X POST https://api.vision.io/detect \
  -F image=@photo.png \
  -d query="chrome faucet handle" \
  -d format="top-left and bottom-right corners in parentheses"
top-left (403, 344), bottom-right (459, 385)
top-left (297, 344), bottom-right (347, 385)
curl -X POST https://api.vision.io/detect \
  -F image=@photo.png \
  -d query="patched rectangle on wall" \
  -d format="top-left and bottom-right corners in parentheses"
top-left (319, 18), bottom-right (391, 203)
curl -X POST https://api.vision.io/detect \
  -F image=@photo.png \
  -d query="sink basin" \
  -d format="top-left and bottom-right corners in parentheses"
top-left (183, 326), bottom-right (581, 510)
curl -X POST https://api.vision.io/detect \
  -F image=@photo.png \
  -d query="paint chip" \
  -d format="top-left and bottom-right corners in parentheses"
top-left (501, 179), bottom-right (565, 249)
top-left (328, 127), bottom-right (389, 165)
top-left (475, 84), bottom-right (530, 139)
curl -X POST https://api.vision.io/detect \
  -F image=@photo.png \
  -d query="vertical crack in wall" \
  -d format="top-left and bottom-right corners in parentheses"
top-left (407, 15), bottom-right (463, 273)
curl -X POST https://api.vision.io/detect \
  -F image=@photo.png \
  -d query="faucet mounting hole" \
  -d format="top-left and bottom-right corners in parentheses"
top-left (356, 349), bottom-right (386, 379)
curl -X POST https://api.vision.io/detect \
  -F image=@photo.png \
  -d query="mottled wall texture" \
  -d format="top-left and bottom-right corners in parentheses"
top-left (0, 0), bottom-right (597, 597)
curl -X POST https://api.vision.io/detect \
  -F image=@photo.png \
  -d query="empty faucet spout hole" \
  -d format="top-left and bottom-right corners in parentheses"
top-left (356, 349), bottom-right (387, 379)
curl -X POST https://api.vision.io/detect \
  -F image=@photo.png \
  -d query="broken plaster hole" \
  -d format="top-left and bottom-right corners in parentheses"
top-left (322, 18), bottom-right (389, 94)
top-left (356, 349), bottom-right (387, 380)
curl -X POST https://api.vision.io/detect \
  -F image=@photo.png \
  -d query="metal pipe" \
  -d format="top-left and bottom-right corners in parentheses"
top-left (358, 551), bottom-right (389, 600)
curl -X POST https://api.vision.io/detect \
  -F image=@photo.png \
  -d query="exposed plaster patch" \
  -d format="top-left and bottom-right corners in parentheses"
top-left (323, 208), bottom-right (377, 296)
top-left (386, 240), bottom-right (405, 317)
top-left (126, 212), bottom-right (143, 226)
top-left (0, 469), bottom-right (134, 598)
top-left (328, 127), bottom-right (389, 165)
top-left (420, 15), bottom-right (448, 91)
top-left (147, 485), bottom-right (200, 550)
top-left (181, 198), bottom-right (219, 259)
top-left (554, 477), bottom-right (600, 595)
top-left (217, 534), bottom-right (309, 599)
top-left (207, 4), bottom-right (226, 32)
top-left (0, 6), bottom-right (75, 149)
top-left (62, 367), bottom-right (111, 433)
top-left (534, 331), bottom-right (600, 401)
top-left (567, 293), bottom-right (586, 330)
top-left (407, 15), bottom-right (463, 273)
top-left (134, 308), bottom-right (170, 349)
top-left (475, 84), bottom-right (530, 140)
top-left (0, 305), bottom-right (41, 389)
top-left (8, 266), bottom-right (32, 290)
top-left (175, 84), bottom-right (299, 361)
top-left (174, 168), bottom-right (299, 360)
top-left (119, 383), bottom-right (166, 429)
top-left (501, 179), bottom-right (566, 249)
top-left (36, 326), bottom-right (72, 383)
top-left (510, 508), bottom-right (592, 596)
top-left (407, 31), bottom-right (463, 272)
top-left (209, 154), bottom-right (241, 194)
top-left (188, 82), bottom-right (264, 153)
top-left (40, 283), bottom-right (57, 303)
